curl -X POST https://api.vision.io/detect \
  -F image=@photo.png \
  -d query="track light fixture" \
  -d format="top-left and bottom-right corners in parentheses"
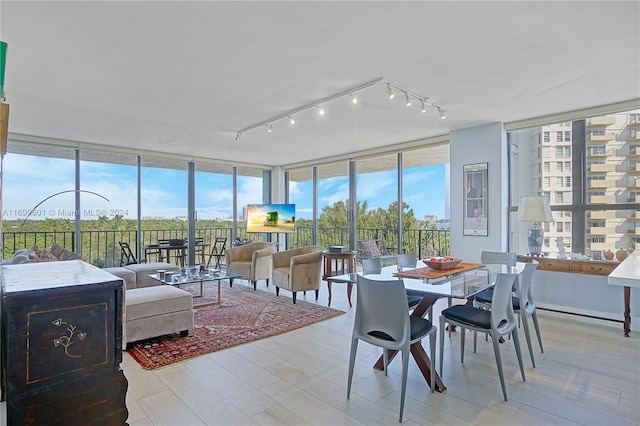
top-left (235, 77), bottom-right (446, 139)
top-left (386, 83), bottom-right (395, 99)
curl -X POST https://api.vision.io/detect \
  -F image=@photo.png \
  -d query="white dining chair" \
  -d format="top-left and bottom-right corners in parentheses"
top-left (474, 261), bottom-right (543, 367)
top-left (362, 257), bottom-right (382, 274)
top-left (397, 253), bottom-right (418, 271)
top-left (439, 272), bottom-right (526, 401)
top-left (348, 275), bottom-right (437, 422)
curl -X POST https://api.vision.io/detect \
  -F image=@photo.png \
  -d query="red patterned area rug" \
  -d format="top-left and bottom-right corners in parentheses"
top-left (127, 283), bottom-right (345, 370)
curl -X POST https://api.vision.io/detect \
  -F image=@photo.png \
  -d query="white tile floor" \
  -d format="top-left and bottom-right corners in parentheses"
top-left (3, 279), bottom-right (639, 425)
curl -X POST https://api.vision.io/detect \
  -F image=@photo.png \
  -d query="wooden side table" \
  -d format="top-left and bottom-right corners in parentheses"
top-left (323, 250), bottom-right (356, 307)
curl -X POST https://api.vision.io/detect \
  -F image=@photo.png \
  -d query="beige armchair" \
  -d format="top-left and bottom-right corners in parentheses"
top-left (272, 245), bottom-right (325, 303)
top-left (226, 241), bottom-right (276, 290)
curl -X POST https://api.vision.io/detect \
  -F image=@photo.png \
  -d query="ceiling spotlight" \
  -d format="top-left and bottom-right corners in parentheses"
top-left (266, 123), bottom-right (273, 132)
top-left (289, 115), bottom-right (296, 125)
top-left (235, 132), bottom-right (241, 141)
top-left (350, 93), bottom-right (358, 104)
top-left (420, 100), bottom-right (427, 113)
top-left (405, 92), bottom-right (412, 107)
top-left (386, 83), bottom-right (395, 99)
top-left (317, 105), bottom-right (325, 116)
top-left (438, 107), bottom-right (447, 119)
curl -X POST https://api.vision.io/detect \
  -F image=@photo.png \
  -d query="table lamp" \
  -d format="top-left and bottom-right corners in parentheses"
top-left (516, 195), bottom-right (554, 256)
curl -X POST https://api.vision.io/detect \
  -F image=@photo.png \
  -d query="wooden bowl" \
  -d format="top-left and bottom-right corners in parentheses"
top-left (424, 258), bottom-right (462, 270)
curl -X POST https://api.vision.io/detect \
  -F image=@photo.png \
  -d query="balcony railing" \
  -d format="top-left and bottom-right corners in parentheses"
top-left (2, 227), bottom-right (451, 268)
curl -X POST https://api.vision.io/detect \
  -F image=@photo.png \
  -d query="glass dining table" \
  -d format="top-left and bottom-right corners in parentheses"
top-left (329, 260), bottom-right (525, 393)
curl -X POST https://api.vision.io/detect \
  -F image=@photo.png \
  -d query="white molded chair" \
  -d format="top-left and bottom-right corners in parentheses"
top-left (364, 255), bottom-right (422, 309)
top-left (474, 262), bottom-right (543, 367)
top-left (362, 257), bottom-right (382, 274)
top-left (439, 272), bottom-right (525, 401)
top-left (347, 275), bottom-right (437, 422)
top-left (480, 250), bottom-right (517, 266)
top-left (397, 253), bottom-right (418, 271)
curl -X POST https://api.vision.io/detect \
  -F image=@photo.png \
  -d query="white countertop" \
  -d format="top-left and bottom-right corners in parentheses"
top-left (608, 250), bottom-right (640, 288)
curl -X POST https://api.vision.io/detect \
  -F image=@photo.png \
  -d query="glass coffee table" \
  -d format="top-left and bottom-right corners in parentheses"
top-left (147, 269), bottom-right (241, 307)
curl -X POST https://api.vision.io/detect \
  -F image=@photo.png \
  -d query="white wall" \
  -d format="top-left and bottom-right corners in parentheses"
top-left (450, 122), bottom-right (508, 262)
top-left (534, 271), bottom-right (640, 328)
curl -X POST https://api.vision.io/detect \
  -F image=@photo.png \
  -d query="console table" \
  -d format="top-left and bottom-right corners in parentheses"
top-left (1, 260), bottom-right (128, 424)
top-left (323, 251), bottom-right (356, 307)
top-left (518, 254), bottom-right (634, 336)
top-left (608, 250), bottom-right (639, 337)
top-left (517, 255), bottom-right (618, 276)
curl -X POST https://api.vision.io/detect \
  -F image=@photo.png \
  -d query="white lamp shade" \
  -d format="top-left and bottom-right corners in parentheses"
top-left (516, 195), bottom-right (554, 223)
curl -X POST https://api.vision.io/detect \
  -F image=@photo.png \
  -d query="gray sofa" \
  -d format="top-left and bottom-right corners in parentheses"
top-left (104, 262), bottom-right (194, 348)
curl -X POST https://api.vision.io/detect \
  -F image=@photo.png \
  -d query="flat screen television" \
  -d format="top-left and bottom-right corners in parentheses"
top-left (246, 203), bottom-right (295, 233)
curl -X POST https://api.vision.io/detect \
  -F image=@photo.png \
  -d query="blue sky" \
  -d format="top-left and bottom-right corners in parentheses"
top-left (1, 153), bottom-right (447, 222)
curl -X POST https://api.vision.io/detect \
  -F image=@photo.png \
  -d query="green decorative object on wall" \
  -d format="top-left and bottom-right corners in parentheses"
top-left (0, 41), bottom-right (7, 98)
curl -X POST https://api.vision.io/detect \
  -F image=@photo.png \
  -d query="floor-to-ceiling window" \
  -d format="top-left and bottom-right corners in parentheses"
top-left (317, 161), bottom-right (350, 247)
top-left (509, 108), bottom-right (640, 257)
top-left (80, 149), bottom-right (138, 267)
top-left (402, 144), bottom-right (450, 257)
top-left (2, 142), bottom-right (77, 259)
top-left (356, 153), bottom-right (398, 249)
top-left (194, 162), bottom-right (234, 246)
top-left (235, 166), bottom-right (264, 242)
top-left (287, 166), bottom-right (314, 247)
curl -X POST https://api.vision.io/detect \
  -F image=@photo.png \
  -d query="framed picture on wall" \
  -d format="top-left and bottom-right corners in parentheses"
top-left (463, 162), bottom-right (488, 236)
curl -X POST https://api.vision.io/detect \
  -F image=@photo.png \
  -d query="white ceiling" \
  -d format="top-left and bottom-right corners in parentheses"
top-left (1, 1), bottom-right (639, 168)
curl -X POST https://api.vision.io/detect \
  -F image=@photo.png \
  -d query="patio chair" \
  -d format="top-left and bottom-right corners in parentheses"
top-left (356, 239), bottom-right (396, 265)
top-left (119, 241), bottom-right (144, 266)
top-left (347, 275), bottom-right (436, 422)
top-left (206, 237), bottom-right (227, 269)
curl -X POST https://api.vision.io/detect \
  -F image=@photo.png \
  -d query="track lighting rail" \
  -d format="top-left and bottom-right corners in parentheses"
top-left (235, 77), bottom-right (445, 141)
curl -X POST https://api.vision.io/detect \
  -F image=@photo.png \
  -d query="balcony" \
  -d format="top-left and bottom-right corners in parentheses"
top-left (587, 133), bottom-right (615, 142)
top-left (587, 242), bottom-right (612, 251)
top-left (586, 179), bottom-right (616, 189)
top-left (630, 164), bottom-right (640, 174)
top-left (588, 163), bottom-right (616, 173)
top-left (628, 118), bottom-right (640, 128)
top-left (589, 195), bottom-right (616, 203)
top-left (1, 226), bottom-right (452, 269)
top-left (587, 210), bottom-right (616, 219)
top-left (586, 226), bottom-right (616, 236)
top-left (587, 150), bottom-right (610, 158)
top-left (587, 116), bottom-right (616, 128)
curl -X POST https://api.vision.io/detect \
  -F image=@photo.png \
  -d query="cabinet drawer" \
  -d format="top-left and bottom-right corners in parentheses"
top-left (537, 260), bottom-right (571, 272)
top-left (569, 262), bottom-right (616, 276)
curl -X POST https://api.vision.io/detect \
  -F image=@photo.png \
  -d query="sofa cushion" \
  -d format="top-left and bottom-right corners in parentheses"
top-left (125, 262), bottom-right (180, 288)
top-left (126, 286), bottom-right (193, 321)
top-left (103, 267), bottom-right (137, 290)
